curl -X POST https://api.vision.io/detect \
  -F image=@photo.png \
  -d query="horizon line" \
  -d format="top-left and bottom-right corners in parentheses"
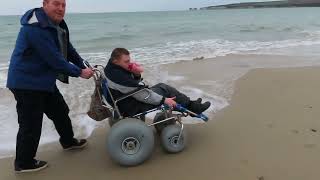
top-left (0, 9), bottom-right (191, 16)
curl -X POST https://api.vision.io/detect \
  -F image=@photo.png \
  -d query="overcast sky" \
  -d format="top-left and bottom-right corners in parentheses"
top-left (0, 0), bottom-right (273, 15)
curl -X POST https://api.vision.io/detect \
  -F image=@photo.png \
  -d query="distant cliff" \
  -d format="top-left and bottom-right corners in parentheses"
top-left (201, 0), bottom-right (320, 10)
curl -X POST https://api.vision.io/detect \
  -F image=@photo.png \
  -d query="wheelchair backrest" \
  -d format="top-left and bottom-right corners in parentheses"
top-left (101, 78), bottom-right (114, 107)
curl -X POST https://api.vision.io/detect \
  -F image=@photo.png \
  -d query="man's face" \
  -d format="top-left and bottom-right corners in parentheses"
top-left (43, 0), bottom-right (66, 24)
top-left (113, 54), bottom-right (131, 70)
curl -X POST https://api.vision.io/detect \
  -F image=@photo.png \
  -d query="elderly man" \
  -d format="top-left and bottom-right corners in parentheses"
top-left (7, 0), bottom-right (93, 173)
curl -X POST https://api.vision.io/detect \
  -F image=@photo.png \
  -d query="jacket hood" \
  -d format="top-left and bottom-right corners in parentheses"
top-left (21, 8), bottom-right (49, 27)
top-left (20, 8), bottom-right (67, 29)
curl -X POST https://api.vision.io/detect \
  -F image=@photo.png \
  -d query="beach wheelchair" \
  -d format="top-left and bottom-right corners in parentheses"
top-left (88, 63), bottom-right (209, 166)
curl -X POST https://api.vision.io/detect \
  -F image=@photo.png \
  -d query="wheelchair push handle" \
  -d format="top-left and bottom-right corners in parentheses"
top-left (84, 61), bottom-right (106, 75)
top-left (83, 60), bottom-right (92, 68)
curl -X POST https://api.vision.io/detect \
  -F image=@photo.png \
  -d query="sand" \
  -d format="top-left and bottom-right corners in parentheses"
top-left (1, 55), bottom-right (320, 180)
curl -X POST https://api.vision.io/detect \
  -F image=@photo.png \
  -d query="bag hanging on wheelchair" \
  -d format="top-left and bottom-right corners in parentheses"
top-left (87, 74), bottom-right (112, 121)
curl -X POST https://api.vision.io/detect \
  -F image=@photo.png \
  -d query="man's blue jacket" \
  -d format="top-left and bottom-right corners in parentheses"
top-left (7, 8), bottom-right (85, 92)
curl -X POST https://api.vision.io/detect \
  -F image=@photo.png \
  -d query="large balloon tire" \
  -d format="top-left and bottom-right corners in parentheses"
top-left (107, 118), bottom-right (154, 166)
top-left (153, 112), bottom-right (175, 134)
top-left (160, 124), bottom-right (187, 153)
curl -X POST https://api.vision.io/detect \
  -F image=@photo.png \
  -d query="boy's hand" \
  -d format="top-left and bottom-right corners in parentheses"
top-left (164, 97), bottom-right (177, 108)
top-left (128, 62), bottom-right (144, 75)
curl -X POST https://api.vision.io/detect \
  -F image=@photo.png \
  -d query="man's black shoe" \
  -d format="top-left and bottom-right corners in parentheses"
top-left (62, 139), bottom-right (88, 151)
top-left (15, 160), bottom-right (48, 173)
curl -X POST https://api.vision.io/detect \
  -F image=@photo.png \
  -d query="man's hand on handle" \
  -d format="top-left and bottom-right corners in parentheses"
top-left (80, 68), bottom-right (94, 79)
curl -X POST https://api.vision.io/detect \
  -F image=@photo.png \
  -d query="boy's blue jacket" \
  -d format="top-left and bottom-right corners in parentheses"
top-left (7, 8), bottom-right (86, 92)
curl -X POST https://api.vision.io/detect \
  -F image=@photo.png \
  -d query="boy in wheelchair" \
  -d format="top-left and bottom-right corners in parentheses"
top-left (104, 48), bottom-right (211, 119)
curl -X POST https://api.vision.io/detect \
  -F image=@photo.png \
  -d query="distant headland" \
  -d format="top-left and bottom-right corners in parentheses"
top-left (197, 0), bottom-right (320, 10)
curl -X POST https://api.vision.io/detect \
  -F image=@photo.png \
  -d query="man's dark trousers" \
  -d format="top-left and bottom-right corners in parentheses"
top-left (10, 85), bottom-right (74, 167)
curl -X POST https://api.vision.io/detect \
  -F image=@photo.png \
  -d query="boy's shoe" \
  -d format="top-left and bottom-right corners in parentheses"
top-left (188, 101), bottom-right (211, 116)
top-left (62, 139), bottom-right (88, 151)
top-left (15, 160), bottom-right (48, 173)
top-left (196, 98), bottom-right (202, 103)
top-left (201, 101), bottom-right (211, 112)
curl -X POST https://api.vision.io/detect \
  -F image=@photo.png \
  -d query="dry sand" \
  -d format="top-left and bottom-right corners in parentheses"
top-left (1, 56), bottom-right (320, 180)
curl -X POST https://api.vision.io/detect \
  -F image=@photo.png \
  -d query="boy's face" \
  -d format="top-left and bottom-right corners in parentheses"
top-left (113, 54), bottom-right (131, 70)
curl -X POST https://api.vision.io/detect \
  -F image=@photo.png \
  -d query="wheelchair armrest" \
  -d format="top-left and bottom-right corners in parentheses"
top-left (138, 81), bottom-right (148, 88)
top-left (114, 86), bottom-right (150, 105)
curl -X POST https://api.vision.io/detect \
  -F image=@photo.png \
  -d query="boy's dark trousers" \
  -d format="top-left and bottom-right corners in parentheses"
top-left (120, 83), bottom-right (191, 117)
top-left (10, 86), bottom-right (75, 167)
